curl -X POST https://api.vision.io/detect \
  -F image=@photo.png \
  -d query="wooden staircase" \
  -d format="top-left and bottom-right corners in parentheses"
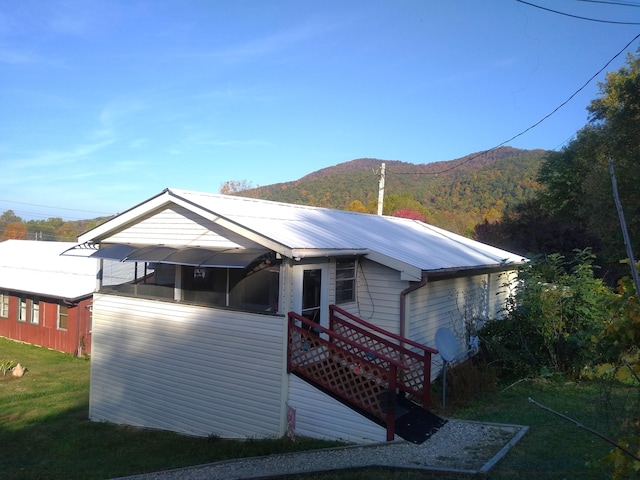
top-left (287, 305), bottom-right (445, 443)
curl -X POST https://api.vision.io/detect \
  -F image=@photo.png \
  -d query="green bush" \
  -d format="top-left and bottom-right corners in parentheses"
top-left (595, 269), bottom-right (640, 478)
top-left (480, 249), bottom-right (612, 381)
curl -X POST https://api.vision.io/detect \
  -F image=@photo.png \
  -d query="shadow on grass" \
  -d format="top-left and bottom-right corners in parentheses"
top-left (0, 401), bottom-right (346, 480)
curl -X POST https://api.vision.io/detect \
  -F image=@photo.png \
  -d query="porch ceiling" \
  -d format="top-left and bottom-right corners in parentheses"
top-left (89, 244), bottom-right (269, 268)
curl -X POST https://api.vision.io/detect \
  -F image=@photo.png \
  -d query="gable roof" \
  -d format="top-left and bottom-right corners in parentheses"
top-left (0, 240), bottom-right (97, 300)
top-left (78, 188), bottom-right (525, 280)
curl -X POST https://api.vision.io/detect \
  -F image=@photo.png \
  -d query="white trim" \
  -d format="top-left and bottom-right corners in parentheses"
top-left (78, 193), bottom-right (174, 243)
top-left (292, 264), bottom-right (329, 328)
top-left (290, 248), bottom-right (369, 260)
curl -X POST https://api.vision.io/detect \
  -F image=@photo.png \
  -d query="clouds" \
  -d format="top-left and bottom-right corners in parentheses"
top-left (202, 19), bottom-right (344, 64)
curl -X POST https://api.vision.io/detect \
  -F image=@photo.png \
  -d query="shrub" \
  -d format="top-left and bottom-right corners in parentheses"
top-left (595, 269), bottom-right (640, 478)
top-left (479, 249), bottom-right (612, 381)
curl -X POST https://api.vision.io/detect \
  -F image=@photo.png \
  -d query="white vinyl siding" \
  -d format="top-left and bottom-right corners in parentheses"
top-left (89, 294), bottom-right (287, 439)
top-left (103, 205), bottom-right (264, 249)
top-left (406, 270), bottom-right (517, 380)
top-left (288, 376), bottom-right (389, 444)
top-left (341, 258), bottom-right (405, 335)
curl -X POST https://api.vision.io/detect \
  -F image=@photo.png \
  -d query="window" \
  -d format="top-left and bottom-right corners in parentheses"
top-left (101, 262), bottom-right (175, 299)
top-left (18, 297), bottom-right (27, 323)
top-left (30, 299), bottom-right (40, 325)
top-left (181, 264), bottom-right (280, 313)
top-left (58, 303), bottom-right (68, 330)
top-left (0, 292), bottom-right (8, 318)
top-left (335, 259), bottom-right (356, 304)
top-left (99, 255), bottom-right (281, 314)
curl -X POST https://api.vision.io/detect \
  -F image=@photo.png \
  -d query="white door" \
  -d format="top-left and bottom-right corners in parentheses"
top-left (293, 265), bottom-right (328, 331)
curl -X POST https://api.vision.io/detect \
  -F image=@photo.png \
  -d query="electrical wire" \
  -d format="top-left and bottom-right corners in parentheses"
top-left (577, 0), bottom-right (640, 8)
top-left (0, 199), bottom-right (112, 220)
top-left (389, 31), bottom-right (640, 177)
top-left (516, 0), bottom-right (640, 24)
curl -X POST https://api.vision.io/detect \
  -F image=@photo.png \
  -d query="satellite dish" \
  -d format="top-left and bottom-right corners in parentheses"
top-left (435, 327), bottom-right (457, 362)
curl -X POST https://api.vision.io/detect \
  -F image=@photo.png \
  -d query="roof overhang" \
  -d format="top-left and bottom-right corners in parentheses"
top-left (366, 251), bottom-right (523, 283)
top-left (424, 261), bottom-right (524, 280)
top-left (289, 248), bottom-right (370, 261)
top-left (365, 250), bottom-right (423, 281)
top-left (120, 246), bottom-right (269, 268)
top-left (286, 248), bottom-right (424, 281)
top-left (77, 189), bottom-right (294, 258)
top-left (64, 243), bottom-right (270, 269)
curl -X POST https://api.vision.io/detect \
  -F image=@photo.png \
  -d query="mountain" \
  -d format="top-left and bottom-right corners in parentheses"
top-left (238, 146), bottom-right (548, 237)
top-left (1, 147), bottom-right (548, 242)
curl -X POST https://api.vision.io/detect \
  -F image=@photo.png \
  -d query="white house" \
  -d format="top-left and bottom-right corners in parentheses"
top-left (69, 188), bottom-right (524, 444)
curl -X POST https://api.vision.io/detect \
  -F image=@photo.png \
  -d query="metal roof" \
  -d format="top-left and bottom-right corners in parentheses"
top-left (0, 240), bottom-right (97, 300)
top-left (167, 189), bottom-right (526, 271)
top-left (77, 188), bottom-right (526, 278)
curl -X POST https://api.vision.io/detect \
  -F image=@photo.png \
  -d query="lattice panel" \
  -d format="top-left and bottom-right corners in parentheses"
top-left (289, 326), bottom-right (390, 419)
top-left (331, 321), bottom-right (426, 397)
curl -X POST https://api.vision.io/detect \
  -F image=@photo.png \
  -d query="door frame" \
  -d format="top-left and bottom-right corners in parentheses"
top-left (292, 264), bottom-right (329, 329)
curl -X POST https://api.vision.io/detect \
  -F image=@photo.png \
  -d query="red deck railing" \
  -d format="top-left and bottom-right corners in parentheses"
top-left (287, 305), bottom-right (438, 441)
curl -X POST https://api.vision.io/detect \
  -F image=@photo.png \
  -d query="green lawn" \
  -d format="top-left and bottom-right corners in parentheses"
top-left (0, 337), bottom-right (627, 479)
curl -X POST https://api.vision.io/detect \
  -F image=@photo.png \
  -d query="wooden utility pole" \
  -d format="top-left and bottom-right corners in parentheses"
top-left (609, 158), bottom-right (640, 303)
top-left (377, 163), bottom-right (385, 216)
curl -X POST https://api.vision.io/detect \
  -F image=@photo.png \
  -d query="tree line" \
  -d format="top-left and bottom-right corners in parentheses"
top-left (0, 210), bottom-right (108, 242)
top-left (235, 147), bottom-right (547, 238)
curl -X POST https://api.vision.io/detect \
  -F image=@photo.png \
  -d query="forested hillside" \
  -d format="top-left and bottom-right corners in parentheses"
top-left (1, 146), bottom-right (546, 241)
top-left (238, 146), bottom-right (547, 236)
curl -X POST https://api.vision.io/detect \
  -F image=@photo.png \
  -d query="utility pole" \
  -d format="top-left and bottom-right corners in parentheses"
top-left (609, 158), bottom-right (640, 303)
top-left (377, 162), bottom-right (385, 216)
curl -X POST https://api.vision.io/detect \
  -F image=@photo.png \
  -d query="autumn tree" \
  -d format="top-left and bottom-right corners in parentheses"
top-left (56, 221), bottom-right (80, 241)
top-left (368, 193), bottom-right (431, 222)
top-left (220, 180), bottom-right (255, 195)
top-left (393, 209), bottom-right (426, 222)
top-left (347, 200), bottom-right (368, 213)
top-left (0, 210), bottom-right (22, 224)
top-left (3, 223), bottom-right (28, 240)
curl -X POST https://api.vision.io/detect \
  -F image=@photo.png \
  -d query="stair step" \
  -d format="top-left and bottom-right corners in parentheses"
top-left (394, 396), bottom-right (447, 444)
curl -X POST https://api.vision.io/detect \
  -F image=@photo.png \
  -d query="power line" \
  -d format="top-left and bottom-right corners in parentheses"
top-left (516, 0), bottom-right (640, 24)
top-left (0, 199), bottom-right (112, 218)
top-left (577, 0), bottom-right (640, 8)
top-left (0, 208), bottom-right (90, 222)
top-left (389, 31), bottom-right (640, 177)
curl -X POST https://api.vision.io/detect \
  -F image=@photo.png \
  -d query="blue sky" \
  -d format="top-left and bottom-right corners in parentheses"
top-left (1, 0), bottom-right (639, 221)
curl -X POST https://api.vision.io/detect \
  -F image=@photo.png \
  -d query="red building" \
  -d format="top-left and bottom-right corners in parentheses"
top-left (0, 240), bottom-right (96, 356)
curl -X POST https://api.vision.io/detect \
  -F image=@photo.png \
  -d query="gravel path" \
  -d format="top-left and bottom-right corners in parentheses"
top-left (114, 420), bottom-right (528, 480)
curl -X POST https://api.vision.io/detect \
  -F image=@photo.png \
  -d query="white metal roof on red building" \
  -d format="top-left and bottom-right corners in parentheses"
top-left (78, 188), bottom-right (526, 280)
top-left (0, 240), bottom-right (96, 300)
